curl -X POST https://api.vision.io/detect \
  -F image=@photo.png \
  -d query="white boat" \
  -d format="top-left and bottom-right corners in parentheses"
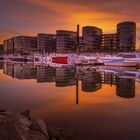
top-left (98, 53), bottom-right (140, 67)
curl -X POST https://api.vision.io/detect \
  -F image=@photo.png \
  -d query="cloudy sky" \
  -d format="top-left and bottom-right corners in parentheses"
top-left (0, 0), bottom-right (140, 47)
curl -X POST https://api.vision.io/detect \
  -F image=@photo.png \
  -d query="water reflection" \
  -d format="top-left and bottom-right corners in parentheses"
top-left (0, 61), bottom-right (3, 69)
top-left (81, 68), bottom-right (102, 92)
top-left (37, 65), bottom-right (55, 83)
top-left (56, 66), bottom-right (75, 87)
top-left (116, 77), bottom-right (135, 98)
top-left (1, 61), bottom-right (140, 100)
top-left (1, 61), bottom-right (140, 140)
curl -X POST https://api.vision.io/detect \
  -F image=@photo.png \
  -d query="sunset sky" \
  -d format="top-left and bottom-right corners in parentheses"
top-left (0, 0), bottom-right (140, 47)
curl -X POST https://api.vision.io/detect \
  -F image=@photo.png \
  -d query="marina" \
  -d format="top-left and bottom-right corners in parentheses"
top-left (1, 52), bottom-right (140, 68)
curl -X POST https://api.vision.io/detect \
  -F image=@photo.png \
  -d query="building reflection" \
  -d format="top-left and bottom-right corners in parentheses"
top-left (116, 77), bottom-right (135, 98)
top-left (2, 62), bottom-right (137, 99)
top-left (81, 68), bottom-right (102, 92)
top-left (3, 62), bottom-right (15, 77)
top-left (55, 66), bottom-right (76, 87)
top-left (101, 72), bottom-right (117, 86)
top-left (3, 62), bottom-right (36, 79)
top-left (37, 65), bottom-right (56, 83)
top-left (0, 61), bottom-right (3, 69)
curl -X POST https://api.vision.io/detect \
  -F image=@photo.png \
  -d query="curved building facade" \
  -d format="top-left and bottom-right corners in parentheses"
top-left (56, 30), bottom-right (76, 53)
top-left (82, 26), bottom-right (102, 52)
top-left (117, 21), bottom-right (136, 52)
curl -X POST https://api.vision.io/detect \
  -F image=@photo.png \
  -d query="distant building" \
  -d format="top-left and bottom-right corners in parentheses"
top-left (117, 21), bottom-right (136, 52)
top-left (3, 21), bottom-right (137, 54)
top-left (37, 33), bottom-right (56, 54)
top-left (56, 30), bottom-right (77, 53)
top-left (14, 36), bottom-right (37, 53)
top-left (4, 38), bottom-right (14, 53)
top-left (4, 36), bottom-right (37, 54)
top-left (0, 61), bottom-right (3, 69)
top-left (0, 44), bottom-right (4, 54)
top-left (82, 26), bottom-right (102, 52)
top-left (101, 33), bottom-right (117, 52)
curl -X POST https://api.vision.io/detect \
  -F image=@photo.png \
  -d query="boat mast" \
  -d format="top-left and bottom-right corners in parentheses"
top-left (76, 24), bottom-right (80, 57)
top-left (111, 38), bottom-right (113, 56)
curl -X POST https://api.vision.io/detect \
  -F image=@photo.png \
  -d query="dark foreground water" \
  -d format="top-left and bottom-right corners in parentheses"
top-left (0, 61), bottom-right (140, 140)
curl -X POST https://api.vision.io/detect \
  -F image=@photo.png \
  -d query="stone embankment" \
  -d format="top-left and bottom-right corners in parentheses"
top-left (0, 110), bottom-right (74, 140)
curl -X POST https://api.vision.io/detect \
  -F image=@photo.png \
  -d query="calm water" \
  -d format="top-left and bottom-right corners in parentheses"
top-left (0, 61), bottom-right (140, 140)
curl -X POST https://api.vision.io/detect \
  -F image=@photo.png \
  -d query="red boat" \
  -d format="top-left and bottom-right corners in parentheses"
top-left (52, 56), bottom-right (68, 64)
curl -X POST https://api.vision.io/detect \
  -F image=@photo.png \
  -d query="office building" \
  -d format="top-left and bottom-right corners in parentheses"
top-left (82, 26), bottom-right (102, 52)
top-left (117, 21), bottom-right (136, 51)
top-left (101, 33), bottom-right (117, 52)
top-left (14, 36), bottom-right (37, 53)
top-left (37, 33), bottom-right (56, 54)
top-left (4, 38), bottom-right (14, 53)
top-left (0, 44), bottom-right (4, 54)
top-left (56, 30), bottom-right (77, 53)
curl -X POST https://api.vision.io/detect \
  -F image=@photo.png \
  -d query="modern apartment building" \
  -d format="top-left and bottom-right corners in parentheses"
top-left (4, 36), bottom-right (37, 54)
top-left (0, 44), bottom-right (4, 54)
top-left (117, 21), bottom-right (136, 52)
top-left (37, 33), bottom-right (56, 54)
top-left (3, 21), bottom-right (136, 54)
top-left (82, 26), bottom-right (102, 52)
top-left (56, 30), bottom-right (77, 53)
top-left (101, 33), bottom-right (118, 52)
top-left (14, 36), bottom-right (37, 53)
top-left (4, 38), bottom-right (14, 53)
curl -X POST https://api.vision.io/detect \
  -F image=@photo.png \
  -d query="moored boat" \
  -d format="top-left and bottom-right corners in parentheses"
top-left (99, 52), bottom-right (140, 67)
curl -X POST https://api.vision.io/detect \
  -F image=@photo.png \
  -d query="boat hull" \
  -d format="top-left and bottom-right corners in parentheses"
top-left (52, 56), bottom-right (68, 64)
top-left (105, 61), bottom-right (138, 67)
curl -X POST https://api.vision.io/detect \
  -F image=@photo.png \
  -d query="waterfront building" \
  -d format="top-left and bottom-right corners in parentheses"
top-left (117, 21), bottom-right (136, 52)
top-left (4, 38), bottom-right (14, 53)
top-left (37, 33), bottom-right (56, 54)
top-left (56, 30), bottom-right (77, 53)
top-left (0, 44), bottom-right (4, 54)
top-left (101, 33), bottom-right (118, 52)
top-left (82, 26), bottom-right (102, 52)
top-left (14, 36), bottom-right (37, 53)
